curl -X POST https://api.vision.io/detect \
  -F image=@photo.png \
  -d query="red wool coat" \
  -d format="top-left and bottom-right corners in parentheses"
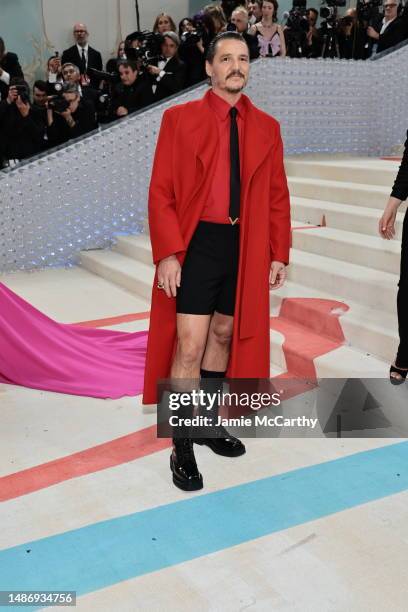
top-left (142, 88), bottom-right (291, 405)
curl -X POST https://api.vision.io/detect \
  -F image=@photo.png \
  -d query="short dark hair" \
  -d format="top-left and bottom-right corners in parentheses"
top-left (62, 81), bottom-right (80, 95)
top-left (0, 37), bottom-right (5, 58)
top-left (118, 60), bottom-right (138, 72)
top-left (307, 7), bottom-right (318, 17)
top-left (206, 31), bottom-right (249, 64)
top-left (33, 79), bottom-right (48, 93)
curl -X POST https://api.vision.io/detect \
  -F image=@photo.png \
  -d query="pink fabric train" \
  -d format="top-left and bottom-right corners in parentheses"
top-left (0, 282), bottom-right (148, 399)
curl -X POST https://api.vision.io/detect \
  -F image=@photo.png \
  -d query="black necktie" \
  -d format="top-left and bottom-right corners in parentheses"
top-left (229, 107), bottom-right (240, 225)
top-left (81, 48), bottom-right (86, 72)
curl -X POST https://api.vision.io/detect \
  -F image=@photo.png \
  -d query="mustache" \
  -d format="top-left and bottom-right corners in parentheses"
top-left (227, 71), bottom-right (245, 79)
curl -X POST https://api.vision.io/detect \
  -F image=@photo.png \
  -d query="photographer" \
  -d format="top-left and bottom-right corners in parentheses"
top-left (338, 8), bottom-right (368, 59)
top-left (61, 62), bottom-right (99, 113)
top-left (111, 60), bottom-right (153, 119)
top-left (46, 81), bottom-right (97, 148)
top-left (31, 80), bottom-right (49, 151)
top-left (0, 79), bottom-right (43, 166)
top-left (178, 17), bottom-right (207, 85)
top-left (367, 1), bottom-right (408, 53)
top-left (0, 37), bottom-right (24, 101)
top-left (147, 32), bottom-right (186, 102)
top-left (305, 8), bottom-right (322, 57)
top-left (230, 6), bottom-right (260, 59)
top-left (46, 54), bottom-right (63, 93)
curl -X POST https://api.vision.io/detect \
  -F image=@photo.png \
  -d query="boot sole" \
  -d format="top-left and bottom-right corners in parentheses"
top-left (169, 456), bottom-right (203, 491)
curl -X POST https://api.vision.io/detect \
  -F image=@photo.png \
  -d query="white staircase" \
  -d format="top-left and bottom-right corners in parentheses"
top-left (81, 155), bottom-right (404, 375)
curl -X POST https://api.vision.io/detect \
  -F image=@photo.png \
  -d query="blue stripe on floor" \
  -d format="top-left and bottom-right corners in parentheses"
top-left (1, 441), bottom-right (408, 607)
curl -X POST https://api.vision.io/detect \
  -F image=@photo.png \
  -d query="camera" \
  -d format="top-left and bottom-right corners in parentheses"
top-left (48, 94), bottom-right (70, 113)
top-left (125, 31), bottom-right (163, 67)
top-left (285, 0), bottom-right (309, 33)
top-left (180, 29), bottom-right (204, 44)
top-left (356, 0), bottom-right (382, 23)
top-left (320, 0), bottom-right (346, 20)
top-left (13, 84), bottom-right (30, 104)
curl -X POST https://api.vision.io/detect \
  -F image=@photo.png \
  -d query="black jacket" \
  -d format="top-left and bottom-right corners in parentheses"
top-left (47, 99), bottom-right (97, 147)
top-left (61, 45), bottom-right (103, 88)
top-left (150, 56), bottom-right (186, 102)
top-left (391, 130), bottom-right (408, 202)
top-left (112, 76), bottom-right (153, 116)
top-left (376, 12), bottom-right (408, 53)
top-left (0, 100), bottom-right (43, 161)
top-left (0, 52), bottom-right (24, 100)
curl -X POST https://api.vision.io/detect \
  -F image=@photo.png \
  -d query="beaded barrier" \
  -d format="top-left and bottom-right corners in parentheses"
top-left (1, 46), bottom-right (407, 272)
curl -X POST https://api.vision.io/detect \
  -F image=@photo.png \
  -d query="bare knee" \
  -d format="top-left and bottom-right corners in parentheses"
top-left (210, 319), bottom-right (233, 347)
top-left (176, 336), bottom-right (205, 369)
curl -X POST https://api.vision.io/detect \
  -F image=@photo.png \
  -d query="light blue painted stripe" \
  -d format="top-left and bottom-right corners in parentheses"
top-left (1, 441), bottom-right (408, 607)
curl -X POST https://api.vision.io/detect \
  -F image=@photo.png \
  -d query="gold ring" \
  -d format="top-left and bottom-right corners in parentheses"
top-left (157, 282), bottom-right (165, 289)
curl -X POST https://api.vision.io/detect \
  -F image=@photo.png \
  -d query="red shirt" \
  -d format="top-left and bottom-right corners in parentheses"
top-left (200, 89), bottom-right (246, 224)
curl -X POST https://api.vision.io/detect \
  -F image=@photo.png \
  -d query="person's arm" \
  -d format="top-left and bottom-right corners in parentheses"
top-left (148, 108), bottom-right (185, 265)
top-left (269, 121), bottom-right (291, 265)
top-left (389, 132), bottom-right (408, 202)
top-left (0, 67), bottom-right (10, 85)
top-left (278, 25), bottom-right (287, 57)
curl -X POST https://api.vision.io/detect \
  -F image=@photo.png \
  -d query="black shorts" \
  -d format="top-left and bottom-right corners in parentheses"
top-left (176, 221), bottom-right (240, 316)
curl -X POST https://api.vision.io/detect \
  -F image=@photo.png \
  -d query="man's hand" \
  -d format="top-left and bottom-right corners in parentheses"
top-left (147, 65), bottom-right (161, 76)
top-left (269, 261), bottom-right (287, 290)
top-left (15, 96), bottom-right (30, 117)
top-left (157, 254), bottom-right (181, 298)
top-left (116, 106), bottom-right (128, 117)
top-left (7, 86), bottom-right (18, 105)
top-left (49, 57), bottom-right (61, 73)
top-left (367, 26), bottom-right (379, 40)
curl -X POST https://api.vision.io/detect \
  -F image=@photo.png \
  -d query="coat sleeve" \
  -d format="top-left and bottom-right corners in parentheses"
top-left (269, 122), bottom-right (291, 265)
top-left (148, 108), bottom-right (186, 265)
top-left (391, 129), bottom-right (408, 202)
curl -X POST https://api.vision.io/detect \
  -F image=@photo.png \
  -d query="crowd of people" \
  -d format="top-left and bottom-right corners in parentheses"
top-left (1, 0), bottom-right (408, 168)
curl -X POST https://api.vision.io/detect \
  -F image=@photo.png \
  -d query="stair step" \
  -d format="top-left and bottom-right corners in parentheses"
top-left (285, 157), bottom-right (401, 187)
top-left (114, 234), bottom-right (152, 265)
top-left (288, 176), bottom-right (407, 211)
top-left (291, 196), bottom-right (405, 238)
top-left (291, 224), bottom-right (401, 273)
top-left (287, 248), bottom-right (399, 314)
top-left (80, 250), bottom-right (154, 300)
top-left (269, 279), bottom-right (398, 363)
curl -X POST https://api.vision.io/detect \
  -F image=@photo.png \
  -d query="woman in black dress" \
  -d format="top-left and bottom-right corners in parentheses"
top-left (379, 131), bottom-right (408, 383)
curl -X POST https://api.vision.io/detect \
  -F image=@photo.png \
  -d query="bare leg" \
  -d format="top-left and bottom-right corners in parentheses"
top-left (201, 311), bottom-right (234, 372)
top-left (171, 313), bottom-right (212, 380)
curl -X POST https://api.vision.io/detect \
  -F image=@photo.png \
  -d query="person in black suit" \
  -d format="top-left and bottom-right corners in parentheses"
top-left (61, 62), bottom-right (99, 114)
top-left (0, 37), bottom-right (24, 101)
top-left (146, 31), bottom-right (186, 102)
top-left (367, 1), bottom-right (408, 54)
top-left (61, 23), bottom-right (103, 89)
top-left (111, 60), bottom-right (153, 119)
top-left (379, 131), bottom-right (408, 383)
top-left (0, 79), bottom-right (43, 166)
top-left (46, 81), bottom-right (97, 147)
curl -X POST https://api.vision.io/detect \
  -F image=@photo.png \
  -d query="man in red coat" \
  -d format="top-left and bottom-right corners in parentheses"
top-left (143, 31), bottom-right (291, 491)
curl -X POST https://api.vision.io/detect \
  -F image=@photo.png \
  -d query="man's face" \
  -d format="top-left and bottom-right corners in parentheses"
top-left (62, 66), bottom-right (80, 83)
top-left (73, 24), bottom-right (89, 46)
top-left (307, 10), bottom-right (317, 27)
top-left (63, 92), bottom-right (80, 113)
top-left (161, 38), bottom-right (178, 59)
top-left (231, 12), bottom-right (248, 33)
top-left (119, 64), bottom-right (137, 86)
top-left (206, 39), bottom-right (249, 94)
top-left (33, 87), bottom-right (47, 106)
top-left (384, 1), bottom-right (398, 20)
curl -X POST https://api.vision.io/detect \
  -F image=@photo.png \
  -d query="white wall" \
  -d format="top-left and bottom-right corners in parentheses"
top-left (42, 0), bottom-right (190, 67)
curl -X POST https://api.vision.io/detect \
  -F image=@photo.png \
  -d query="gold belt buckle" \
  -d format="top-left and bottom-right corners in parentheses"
top-left (228, 217), bottom-right (239, 225)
